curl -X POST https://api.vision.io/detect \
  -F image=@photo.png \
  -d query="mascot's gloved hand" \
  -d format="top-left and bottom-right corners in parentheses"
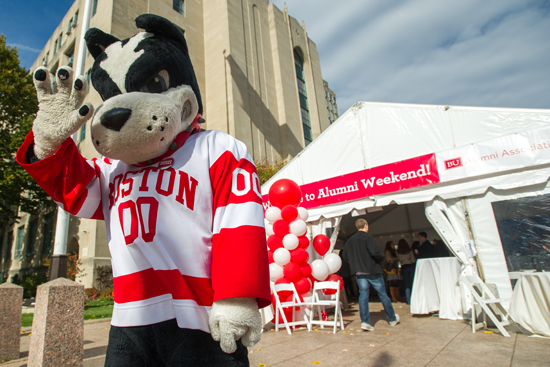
top-left (31, 66), bottom-right (94, 160)
top-left (209, 297), bottom-right (262, 354)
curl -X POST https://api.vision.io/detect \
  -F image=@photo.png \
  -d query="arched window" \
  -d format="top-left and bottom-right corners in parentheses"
top-left (173, 0), bottom-right (185, 16)
top-left (92, 0), bottom-right (98, 17)
top-left (294, 49), bottom-right (311, 146)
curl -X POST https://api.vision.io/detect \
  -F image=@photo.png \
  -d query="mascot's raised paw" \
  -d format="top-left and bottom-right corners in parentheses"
top-left (209, 297), bottom-right (262, 354)
top-left (32, 66), bottom-right (94, 159)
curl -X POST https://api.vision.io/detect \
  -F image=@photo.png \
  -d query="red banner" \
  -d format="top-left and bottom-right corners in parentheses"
top-left (263, 154), bottom-right (440, 210)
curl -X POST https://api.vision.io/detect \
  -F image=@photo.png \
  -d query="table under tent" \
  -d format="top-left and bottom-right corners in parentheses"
top-left (261, 101), bottom-right (550, 334)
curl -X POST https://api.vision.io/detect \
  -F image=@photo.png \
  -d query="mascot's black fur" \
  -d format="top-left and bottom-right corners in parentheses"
top-left (85, 14), bottom-right (202, 113)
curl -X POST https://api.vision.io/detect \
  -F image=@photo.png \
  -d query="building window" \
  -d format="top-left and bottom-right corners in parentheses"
top-left (92, 0), bottom-right (98, 16)
top-left (27, 218), bottom-right (38, 256)
top-left (65, 45), bottom-right (75, 68)
top-left (42, 212), bottom-right (56, 254)
top-left (79, 122), bottom-right (86, 142)
top-left (294, 49), bottom-right (311, 146)
top-left (173, 0), bottom-right (185, 15)
top-left (15, 226), bottom-right (24, 258)
top-left (2, 231), bottom-right (14, 266)
top-left (53, 40), bottom-right (58, 55)
top-left (73, 10), bottom-right (79, 27)
top-left (66, 18), bottom-right (73, 35)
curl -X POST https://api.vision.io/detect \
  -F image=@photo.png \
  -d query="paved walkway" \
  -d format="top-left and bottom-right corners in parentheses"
top-left (3, 302), bottom-right (549, 366)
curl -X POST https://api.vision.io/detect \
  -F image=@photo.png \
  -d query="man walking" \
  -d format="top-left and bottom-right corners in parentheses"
top-left (342, 219), bottom-right (399, 331)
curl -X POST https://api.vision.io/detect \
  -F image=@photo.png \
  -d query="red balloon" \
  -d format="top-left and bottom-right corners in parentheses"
top-left (283, 262), bottom-right (302, 282)
top-left (267, 250), bottom-right (274, 264)
top-left (273, 220), bottom-right (290, 238)
top-left (267, 235), bottom-right (283, 251)
top-left (323, 274), bottom-right (344, 295)
top-left (300, 264), bottom-right (312, 278)
top-left (313, 234), bottom-right (331, 256)
top-left (290, 248), bottom-right (309, 265)
top-left (294, 277), bottom-right (311, 294)
top-left (268, 179), bottom-right (302, 209)
top-left (281, 205), bottom-right (299, 223)
top-left (298, 236), bottom-right (310, 249)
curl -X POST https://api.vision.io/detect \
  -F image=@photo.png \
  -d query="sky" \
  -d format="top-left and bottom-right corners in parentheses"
top-left (1, 0), bottom-right (549, 115)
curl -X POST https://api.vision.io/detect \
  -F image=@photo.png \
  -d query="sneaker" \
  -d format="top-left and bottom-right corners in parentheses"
top-left (389, 314), bottom-right (400, 326)
top-left (361, 323), bottom-right (375, 331)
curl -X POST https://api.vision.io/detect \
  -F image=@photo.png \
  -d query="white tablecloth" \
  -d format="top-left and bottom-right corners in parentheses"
top-left (410, 257), bottom-right (463, 320)
top-left (509, 272), bottom-right (550, 337)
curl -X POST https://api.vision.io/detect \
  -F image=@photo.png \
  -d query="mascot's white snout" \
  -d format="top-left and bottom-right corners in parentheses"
top-left (91, 85), bottom-right (198, 165)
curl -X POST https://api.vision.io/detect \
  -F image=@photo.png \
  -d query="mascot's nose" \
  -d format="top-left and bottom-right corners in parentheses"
top-left (100, 108), bottom-right (132, 131)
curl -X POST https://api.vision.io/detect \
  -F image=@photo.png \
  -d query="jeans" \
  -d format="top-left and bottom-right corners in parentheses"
top-left (401, 264), bottom-right (416, 304)
top-left (356, 274), bottom-right (396, 325)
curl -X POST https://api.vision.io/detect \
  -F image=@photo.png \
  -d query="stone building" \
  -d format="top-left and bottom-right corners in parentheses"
top-left (1, 0), bottom-right (337, 288)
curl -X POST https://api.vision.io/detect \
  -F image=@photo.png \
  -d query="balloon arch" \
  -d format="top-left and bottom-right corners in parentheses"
top-left (265, 179), bottom-right (343, 312)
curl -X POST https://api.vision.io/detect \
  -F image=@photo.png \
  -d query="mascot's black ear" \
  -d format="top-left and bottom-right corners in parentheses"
top-left (85, 28), bottom-right (120, 59)
top-left (135, 14), bottom-right (189, 54)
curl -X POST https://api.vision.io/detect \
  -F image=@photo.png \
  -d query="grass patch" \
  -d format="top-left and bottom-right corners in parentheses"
top-left (84, 304), bottom-right (113, 321)
top-left (21, 301), bottom-right (114, 327)
top-left (21, 313), bottom-right (34, 328)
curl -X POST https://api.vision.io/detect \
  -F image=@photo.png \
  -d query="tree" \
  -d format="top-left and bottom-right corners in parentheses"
top-left (0, 35), bottom-right (53, 227)
top-left (255, 159), bottom-right (287, 186)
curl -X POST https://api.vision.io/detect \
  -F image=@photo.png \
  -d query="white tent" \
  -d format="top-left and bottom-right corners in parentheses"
top-left (261, 101), bottom-right (550, 306)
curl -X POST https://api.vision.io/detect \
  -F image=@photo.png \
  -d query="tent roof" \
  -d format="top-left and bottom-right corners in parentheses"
top-left (261, 102), bottom-right (550, 220)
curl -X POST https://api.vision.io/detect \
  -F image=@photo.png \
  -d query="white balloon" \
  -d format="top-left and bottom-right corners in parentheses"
top-left (266, 223), bottom-right (274, 237)
top-left (324, 253), bottom-right (342, 274)
top-left (265, 207), bottom-right (282, 223)
top-left (282, 234), bottom-right (299, 250)
top-left (289, 219), bottom-right (307, 236)
top-left (311, 259), bottom-right (330, 281)
top-left (298, 207), bottom-right (309, 222)
top-left (273, 248), bottom-right (291, 266)
top-left (269, 263), bottom-right (284, 282)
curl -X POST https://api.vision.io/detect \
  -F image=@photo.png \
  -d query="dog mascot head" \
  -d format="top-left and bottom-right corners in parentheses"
top-left (84, 14), bottom-right (203, 165)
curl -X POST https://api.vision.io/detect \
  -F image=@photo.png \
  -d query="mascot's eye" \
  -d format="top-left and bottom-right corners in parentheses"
top-left (140, 70), bottom-right (170, 94)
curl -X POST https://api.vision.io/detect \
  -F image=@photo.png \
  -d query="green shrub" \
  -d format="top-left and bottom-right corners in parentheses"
top-left (95, 265), bottom-right (113, 290)
top-left (21, 274), bottom-right (47, 298)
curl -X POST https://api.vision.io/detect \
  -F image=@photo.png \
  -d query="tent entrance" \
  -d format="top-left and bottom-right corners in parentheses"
top-left (334, 202), bottom-right (441, 254)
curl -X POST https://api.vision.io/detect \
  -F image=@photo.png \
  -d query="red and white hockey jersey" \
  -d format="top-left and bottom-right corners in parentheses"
top-left (17, 129), bottom-right (271, 331)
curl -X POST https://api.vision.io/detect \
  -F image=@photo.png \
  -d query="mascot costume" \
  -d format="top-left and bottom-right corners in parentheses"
top-left (17, 14), bottom-right (271, 367)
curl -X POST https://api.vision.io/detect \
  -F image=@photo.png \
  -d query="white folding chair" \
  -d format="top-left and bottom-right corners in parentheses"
top-left (308, 281), bottom-right (344, 334)
top-left (460, 274), bottom-right (514, 337)
top-left (271, 282), bottom-right (311, 334)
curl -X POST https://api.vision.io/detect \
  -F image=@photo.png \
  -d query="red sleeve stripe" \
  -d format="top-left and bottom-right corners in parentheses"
top-left (213, 202), bottom-right (265, 235)
top-left (16, 132), bottom-right (101, 217)
top-left (113, 268), bottom-right (214, 306)
top-left (211, 225), bottom-right (271, 308)
top-left (209, 151), bottom-right (262, 210)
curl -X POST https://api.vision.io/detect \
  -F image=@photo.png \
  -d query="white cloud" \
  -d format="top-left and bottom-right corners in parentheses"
top-left (271, 0), bottom-right (550, 113)
top-left (7, 43), bottom-right (42, 53)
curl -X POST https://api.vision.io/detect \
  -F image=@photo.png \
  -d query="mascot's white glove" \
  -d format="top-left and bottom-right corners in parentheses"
top-left (209, 297), bottom-right (262, 354)
top-left (31, 66), bottom-right (94, 160)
